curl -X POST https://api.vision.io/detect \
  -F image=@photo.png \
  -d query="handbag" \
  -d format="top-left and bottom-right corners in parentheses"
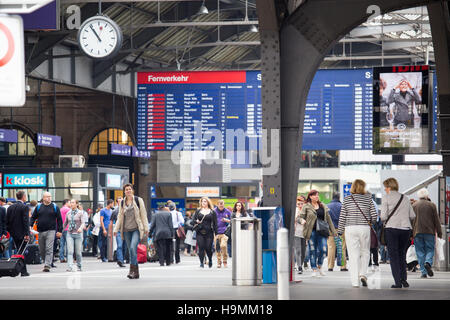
top-left (350, 195), bottom-right (378, 248)
top-left (380, 194), bottom-right (404, 245)
top-left (193, 213), bottom-right (207, 235)
top-left (315, 209), bottom-right (330, 237)
top-left (176, 212), bottom-right (186, 240)
top-left (224, 224), bottom-right (231, 238)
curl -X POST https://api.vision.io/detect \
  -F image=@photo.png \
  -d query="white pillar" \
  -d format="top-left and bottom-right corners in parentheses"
top-left (277, 228), bottom-right (289, 300)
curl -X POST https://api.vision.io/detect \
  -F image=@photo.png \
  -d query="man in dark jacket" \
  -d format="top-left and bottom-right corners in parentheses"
top-left (0, 201), bottom-right (8, 258)
top-left (6, 191), bottom-right (30, 276)
top-left (149, 207), bottom-right (174, 267)
top-left (412, 188), bottom-right (442, 278)
top-left (326, 193), bottom-right (348, 272)
top-left (29, 192), bottom-right (63, 272)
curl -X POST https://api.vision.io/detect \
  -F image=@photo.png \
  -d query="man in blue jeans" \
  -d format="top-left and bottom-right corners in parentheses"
top-left (99, 199), bottom-right (114, 262)
top-left (412, 188), bottom-right (442, 278)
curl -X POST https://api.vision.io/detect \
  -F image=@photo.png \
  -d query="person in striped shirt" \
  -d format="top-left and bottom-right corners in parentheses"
top-left (338, 179), bottom-right (377, 288)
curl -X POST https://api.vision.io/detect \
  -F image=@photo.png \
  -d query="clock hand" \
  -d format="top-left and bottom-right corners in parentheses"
top-left (90, 25), bottom-right (102, 42)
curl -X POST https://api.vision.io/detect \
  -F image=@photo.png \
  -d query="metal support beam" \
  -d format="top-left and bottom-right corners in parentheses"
top-left (257, 0), bottom-right (433, 279)
top-left (427, 1), bottom-right (450, 176)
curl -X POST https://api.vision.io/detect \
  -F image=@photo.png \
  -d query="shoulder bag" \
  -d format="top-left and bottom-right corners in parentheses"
top-left (192, 212), bottom-right (207, 235)
top-left (176, 212), bottom-right (186, 240)
top-left (315, 207), bottom-right (330, 238)
top-left (380, 194), bottom-right (404, 245)
top-left (350, 195), bottom-right (378, 248)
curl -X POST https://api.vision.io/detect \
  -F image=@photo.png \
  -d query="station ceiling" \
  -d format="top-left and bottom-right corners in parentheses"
top-left (24, 1), bottom-right (434, 88)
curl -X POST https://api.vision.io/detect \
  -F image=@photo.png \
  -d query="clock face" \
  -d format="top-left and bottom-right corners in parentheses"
top-left (78, 16), bottom-right (122, 59)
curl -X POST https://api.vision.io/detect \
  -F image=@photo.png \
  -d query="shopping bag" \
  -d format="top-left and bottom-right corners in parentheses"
top-left (435, 237), bottom-right (445, 262)
top-left (406, 245), bottom-right (417, 264)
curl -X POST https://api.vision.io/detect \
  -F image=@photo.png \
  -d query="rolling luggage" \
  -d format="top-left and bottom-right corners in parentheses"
top-left (25, 244), bottom-right (41, 264)
top-left (0, 240), bottom-right (29, 277)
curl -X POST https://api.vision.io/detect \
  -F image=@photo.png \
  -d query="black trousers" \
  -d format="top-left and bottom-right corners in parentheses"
top-left (156, 239), bottom-right (172, 266)
top-left (92, 235), bottom-right (98, 256)
top-left (197, 232), bottom-right (214, 265)
top-left (12, 237), bottom-right (28, 275)
top-left (171, 228), bottom-right (181, 264)
top-left (369, 247), bottom-right (379, 266)
top-left (385, 228), bottom-right (410, 285)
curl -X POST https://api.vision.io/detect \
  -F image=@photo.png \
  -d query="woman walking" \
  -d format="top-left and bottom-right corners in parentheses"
top-left (192, 197), bottom-right (217, 268)
top-left (300, 190), bottom-right (337, 277)
top-left (381, 178), bottom-right (415, 288)
top-left (113, 183), bottom-right (149, 279)
top-left (338, 180), bottom-right (377, 287)
top-left (294, 196), bottom-right (307, 274)
top-left (64, 199), bottom-right (86, 272)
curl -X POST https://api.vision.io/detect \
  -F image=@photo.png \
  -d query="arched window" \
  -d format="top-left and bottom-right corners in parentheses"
top-left (89, 128), bottom-right (134, 155)
top-left (0, 129), bottom-right (36, 156)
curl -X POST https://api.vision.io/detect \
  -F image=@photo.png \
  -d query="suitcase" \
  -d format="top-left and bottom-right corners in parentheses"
top-left (137, 244), bottom-right (147, 264)
top-left (24, 244), bottom-right (41, 264)
top-left (0, 240), bottom-right (29, 277)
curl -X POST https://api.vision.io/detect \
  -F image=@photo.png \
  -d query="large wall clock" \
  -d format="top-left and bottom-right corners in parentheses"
top-left (77, 15), bottom-right (123, 59)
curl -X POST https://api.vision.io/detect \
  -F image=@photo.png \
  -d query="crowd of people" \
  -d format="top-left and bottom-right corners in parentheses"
top-left (0, 178), bottom-right (444, 289)
top-left (294, 177), bottom-right (443, 288)
top-left (0, 184), bottom-right (256, 280)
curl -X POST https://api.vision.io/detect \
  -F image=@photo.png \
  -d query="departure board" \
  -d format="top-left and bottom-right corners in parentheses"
top-left (137, 69), bottom-right (374, 151)
top-left (302, 69), bottom-right (373, 150)
top-left (137, 71), bottom-right (261, 151)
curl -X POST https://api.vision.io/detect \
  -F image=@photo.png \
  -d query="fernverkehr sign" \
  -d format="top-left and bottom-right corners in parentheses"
top-left (0, 15), bottom-right (25, 107)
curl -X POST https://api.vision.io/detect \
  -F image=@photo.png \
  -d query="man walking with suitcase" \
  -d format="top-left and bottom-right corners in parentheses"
top-left (6, 191), bottom-right (30, 276)
top-left (29, 192), bottom-right (63, 272)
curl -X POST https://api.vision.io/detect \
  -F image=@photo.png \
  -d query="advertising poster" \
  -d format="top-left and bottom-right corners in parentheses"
top-left (373, 65), bottom-right (430, 154)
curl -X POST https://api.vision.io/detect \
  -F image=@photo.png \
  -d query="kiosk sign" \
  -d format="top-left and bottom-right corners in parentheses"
top-left (0, 15), bottom-right (25, 107)
top-left (3, 173), bottom-right (47, 188)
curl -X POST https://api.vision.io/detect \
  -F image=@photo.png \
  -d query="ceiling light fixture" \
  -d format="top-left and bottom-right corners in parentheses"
top-left (198, 1), bottom-right (209, 15)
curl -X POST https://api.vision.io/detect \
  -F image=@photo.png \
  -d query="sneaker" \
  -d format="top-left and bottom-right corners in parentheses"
top-left (102, 259), bottom-right (108, 263)
top-left (43, 266), bottom-right (50, 272)
top-left (77, 266), bottom-right (82, 272)
top-left (328, 268), bottom-right (333, 272)
top-left (298, 269), bottom-right (303, 275)
top-left (200, 263), bottom-right (204, 268)
top-left (318, 268), bottom-right (326, 276)
top-left (425, 262), bottom-right (434, 277)
top-left (420, 274), bottom-right (427, 279)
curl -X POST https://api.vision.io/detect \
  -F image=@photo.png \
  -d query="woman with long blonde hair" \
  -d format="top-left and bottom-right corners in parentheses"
top-left (192, 197), bottom-right (218, 268)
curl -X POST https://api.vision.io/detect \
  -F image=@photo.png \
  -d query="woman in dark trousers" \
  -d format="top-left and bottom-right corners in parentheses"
top-left (192, 197), bottom-right (217, 268)
top-left (381, 178), bottom-right (416, 288)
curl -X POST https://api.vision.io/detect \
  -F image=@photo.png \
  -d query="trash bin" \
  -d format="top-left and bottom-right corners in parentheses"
top-left (232, 217), bottom-right (262, 286)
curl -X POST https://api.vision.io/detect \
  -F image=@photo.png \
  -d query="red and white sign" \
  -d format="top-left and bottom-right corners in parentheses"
top-left (137, 71), bottom-right (246, 85)
top-left (0, 15), bottom-right (25, 107)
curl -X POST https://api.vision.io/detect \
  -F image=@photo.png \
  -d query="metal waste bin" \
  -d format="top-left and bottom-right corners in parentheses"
top-left (232, 217), bottom-right (262, 286)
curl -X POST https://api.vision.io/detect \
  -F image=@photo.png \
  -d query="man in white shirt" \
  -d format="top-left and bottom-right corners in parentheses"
top-left (167, 201), bottom-right (184, 264)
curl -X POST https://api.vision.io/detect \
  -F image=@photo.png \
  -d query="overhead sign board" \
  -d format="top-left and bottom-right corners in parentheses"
top-left (19, 0), bottom-right (58, 30)
top-left (3, 173), bottom-right (47, 188)
top-left (37, 133), bottom-right (61, 148)
top-left (0, 15), bottom-right (25, 107)
top-left (0, 128), bottom-right (18, 143)
top-left (132, 146), bottom-right (151, 159)
top-left (110, 143), bottom-right (131, 156)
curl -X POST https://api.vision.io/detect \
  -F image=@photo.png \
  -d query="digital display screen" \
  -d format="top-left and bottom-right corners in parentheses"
top-left (373, 65), bottom-right (430, 154)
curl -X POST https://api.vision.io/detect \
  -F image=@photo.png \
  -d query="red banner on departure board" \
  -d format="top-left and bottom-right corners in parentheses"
top-left (137, 71), bottom-right (246, 84)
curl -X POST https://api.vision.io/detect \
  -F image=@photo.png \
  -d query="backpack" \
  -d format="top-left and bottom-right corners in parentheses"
top-left (35, 203), bottom-right (58, 215)
top-left (121, 196), bottom-right (140, 210)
